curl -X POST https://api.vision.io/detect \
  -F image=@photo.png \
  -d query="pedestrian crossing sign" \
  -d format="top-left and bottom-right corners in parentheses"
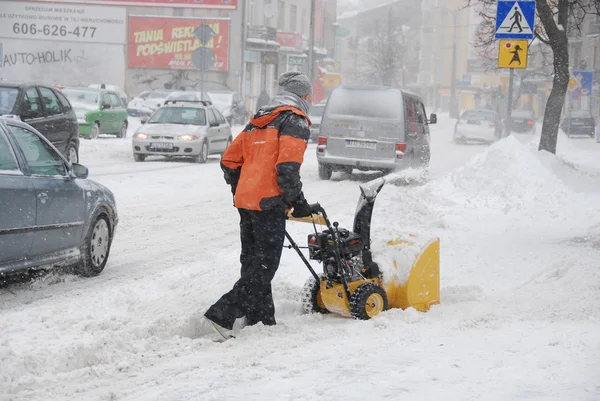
top-left (498, 40), bottom-right (529, 69)
top-left (495, 0), bottom-right (536, 39)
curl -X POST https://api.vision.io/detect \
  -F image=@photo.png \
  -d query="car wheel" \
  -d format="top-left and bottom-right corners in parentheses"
top-left (66, 143), bottom-right (79, 164)
top-left (318, 163), bottom-right (332, 180)
top-left (76, 214), bottom-right (112, 277)
top-left (195, 141), bottom-right (209, 163)
top-left (117, 122), bottom-right (127, 139)
top-left (134, 154), bottom-right (146, 162)
top-left (90, 123), bottom-right (100, 140)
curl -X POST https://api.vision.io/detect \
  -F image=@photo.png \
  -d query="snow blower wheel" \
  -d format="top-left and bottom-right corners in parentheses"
top-left (301, 276), bottom-right (330, 315)
top-left (350, 282), bottom-right (388, 320)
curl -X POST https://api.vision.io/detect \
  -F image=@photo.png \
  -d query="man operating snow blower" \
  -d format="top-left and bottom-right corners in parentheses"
top-left (204, 72), bottom-right (316, 341)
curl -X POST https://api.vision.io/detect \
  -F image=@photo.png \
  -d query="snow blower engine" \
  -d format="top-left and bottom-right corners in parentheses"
top-left (286, 178), bottom-right (440, 320)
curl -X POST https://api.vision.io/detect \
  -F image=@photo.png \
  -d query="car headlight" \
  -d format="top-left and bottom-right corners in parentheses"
top-left (178, 134), bottom-right (199, 141)
top-left (133, 132), bottom-right (148, 139)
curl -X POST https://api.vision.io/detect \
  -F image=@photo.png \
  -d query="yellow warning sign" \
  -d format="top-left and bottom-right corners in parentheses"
top-left (498, 39), bottom-right (528, 69)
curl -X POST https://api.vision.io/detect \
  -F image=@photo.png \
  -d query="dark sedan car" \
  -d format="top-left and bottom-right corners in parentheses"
top-left (560, 111), bottom-right (596, 137)
top-left (506, 109), bottom-right (536, 134)
top-left (0, 118), bottom-right (118, 280)
top-left (0, 81), bottom-right (80, 163)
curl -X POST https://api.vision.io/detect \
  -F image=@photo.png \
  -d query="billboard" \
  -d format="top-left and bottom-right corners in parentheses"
top-left (128, 16), bottom-right (229, 71)
top-left (276, 32), bottom-right (303, 50)
top-left (24, 0), bottom-right (237, 9)
top-left (0, 39), bottom-right (125, 88)
top-left (0, 1), bottom-right (126, 44)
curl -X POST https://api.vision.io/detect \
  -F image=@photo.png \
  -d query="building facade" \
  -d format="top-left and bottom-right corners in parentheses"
top-left (243, 0), bottom-right (337, 110)
top-left (337, 0), bottom-right (423, 91)
top-left (0, 0), bottom-right (337, 111)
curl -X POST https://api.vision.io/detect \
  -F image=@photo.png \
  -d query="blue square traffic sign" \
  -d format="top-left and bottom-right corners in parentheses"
top-left (495, 1), bottom-right (536, 40)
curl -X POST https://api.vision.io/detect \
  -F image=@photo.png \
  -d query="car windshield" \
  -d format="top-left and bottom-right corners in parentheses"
top-left (461, 110), bottom-right (496, 121)
top-left (327, 88), bottom-right (404, 119)
top-left (0, 87), bottom-right (19, 115)
top-left (309, 104), bottom-right (326, 117)
top-left (567, 110), bottom-right (593, 118)
top-left (147, 107), bottom-right (206, 125)
top-left (511, 110), bottom-right (533, 119)
top-left (149, 91), bottom-right (171, 99)
top-left (62, 89), bottom-right (99, 110)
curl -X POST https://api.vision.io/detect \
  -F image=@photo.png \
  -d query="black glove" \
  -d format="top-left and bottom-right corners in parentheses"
top-left (291, 198), bottom-right (313, 218)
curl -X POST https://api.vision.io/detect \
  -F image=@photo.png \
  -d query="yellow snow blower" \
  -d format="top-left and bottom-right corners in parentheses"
top-left (286, 178), bottom-right (440, 320)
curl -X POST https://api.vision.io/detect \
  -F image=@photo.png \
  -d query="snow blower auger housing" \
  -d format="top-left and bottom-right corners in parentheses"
top-left (286, 178), bottom-right (440, 320)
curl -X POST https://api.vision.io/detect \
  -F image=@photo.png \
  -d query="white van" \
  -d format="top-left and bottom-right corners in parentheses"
top-left (316, 85), bottom-right (436, 180)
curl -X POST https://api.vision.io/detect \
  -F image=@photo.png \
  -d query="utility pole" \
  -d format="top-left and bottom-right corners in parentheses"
top-left (240, 0), bottom-right (247, 99)
top-left (449, 8), bottom-right (459, 118)
top-left (308, 0), bottom-right (316, 83)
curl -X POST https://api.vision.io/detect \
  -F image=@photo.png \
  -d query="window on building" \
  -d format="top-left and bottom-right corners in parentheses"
top-left (301, 9), bottom-right (307, 32)
top-left (290, 5), bottom-right (297, 32)
top-left (278, 1), bottom-right (285, 30)
top-left (264, 0), bottom-right (272, 25)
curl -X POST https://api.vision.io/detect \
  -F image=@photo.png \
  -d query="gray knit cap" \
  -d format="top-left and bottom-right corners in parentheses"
top-left (278, 71), bottom-right (312, 97)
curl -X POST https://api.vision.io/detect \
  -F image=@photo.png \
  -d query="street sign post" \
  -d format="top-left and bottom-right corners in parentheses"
top-left (495, 1), bottom-right (535, 136)
top-left (191, 22), bottom-right (217, 96)
top-left (495, 1), bottom-right (536, 40)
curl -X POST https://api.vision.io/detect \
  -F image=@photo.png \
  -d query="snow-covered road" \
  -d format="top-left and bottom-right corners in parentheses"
top-left (2, 116), bottom-right (599, 401)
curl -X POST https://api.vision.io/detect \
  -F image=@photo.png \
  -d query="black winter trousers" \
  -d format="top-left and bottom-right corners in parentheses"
top-left (205, 208), bottom-right (286, 330)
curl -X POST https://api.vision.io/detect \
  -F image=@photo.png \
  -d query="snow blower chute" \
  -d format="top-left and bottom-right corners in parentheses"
top-left (286, 178), bottom-right (440, 320)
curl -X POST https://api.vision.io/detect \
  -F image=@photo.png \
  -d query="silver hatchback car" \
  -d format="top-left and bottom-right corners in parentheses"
top-left (0, 118), bottom-right (118, 280)
top-left (132, 100), bottom-right (232, 163)
top-left (316, 85), bottom-right (436, 180)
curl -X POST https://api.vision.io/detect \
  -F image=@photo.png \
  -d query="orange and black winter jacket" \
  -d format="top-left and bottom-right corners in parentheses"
top-left (221, 105), bottom-right (312, 211)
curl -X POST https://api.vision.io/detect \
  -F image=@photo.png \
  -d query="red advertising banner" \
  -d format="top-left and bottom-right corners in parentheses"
top-left (276, 32), bottom-right (303, 50)
top-left (128, 16), bottom-right (229, 71)
top-left (26, 0), bottom-right (237, 9)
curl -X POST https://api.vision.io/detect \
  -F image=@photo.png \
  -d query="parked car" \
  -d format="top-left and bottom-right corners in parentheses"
top-left (453, 109), bottom-right (503, 144)
top-left (127, 91), bottom-right (153, 117)
top-left (132, 100), bottom-right (232, 163)
top-left (0, 81), bottom-right (80, 163)
top-left (308, 102), bottom-right (326, 142)
top-left (165, 91), bottom-right (211, 103)
top-left (208, 91), bottom-right (248, 125)
top-left (0, 118), bottom-right (118, 278)
top-left (316, 85), bottom-right (436, 180)
top-left (88, 84), bottom-right (128, 105)
top-left (144, 90), bottom-right (174, 112)
top-left (505, 109), bottom-right (536, 134)
top-left (560, 110), bottom-right (596, 137)
top-left (62, 87), bottom-right (129, 139)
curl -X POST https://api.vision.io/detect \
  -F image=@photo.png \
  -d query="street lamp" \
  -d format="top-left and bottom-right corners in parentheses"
top-left (449, 8), bottom-right (460, 119)
top-left (401, 25), bottom-right (410, 87)
top-left (432, 5), bottom-right (463, 118)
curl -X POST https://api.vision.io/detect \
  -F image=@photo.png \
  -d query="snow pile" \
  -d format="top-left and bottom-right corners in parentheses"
top-left (367, 134), bottom-right (600, 289)
top-left (437, 135), bottom-right (578, 217)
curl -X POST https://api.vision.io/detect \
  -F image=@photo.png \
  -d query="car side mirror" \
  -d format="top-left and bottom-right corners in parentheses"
top-left (140, 118), bottom-right (148, 124)
top-left (210, 122), bottom-right (219, 127)
top-left (70, 163), bottom-right (89, 179)
top-left (102, 102), bottom-right (111, 110)
top-left (429, 113), bottom-right (437, 124)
